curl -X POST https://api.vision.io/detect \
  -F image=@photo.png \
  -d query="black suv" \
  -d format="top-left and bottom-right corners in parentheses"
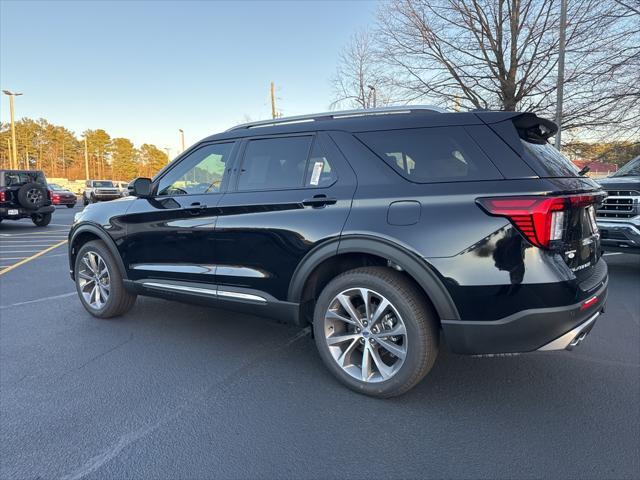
top-left (0, 169), bottom-right (55, 227)
top-left (68, 106), bottom-right (608, 397)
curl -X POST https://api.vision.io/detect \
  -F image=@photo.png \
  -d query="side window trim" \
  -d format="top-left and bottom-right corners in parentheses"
top-left (231, 133), bottom-right (315, 193)
top-left (152, 140), bottom-right (239, 197)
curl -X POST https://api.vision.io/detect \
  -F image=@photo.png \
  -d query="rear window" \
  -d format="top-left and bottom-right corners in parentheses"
top-left (357, 127), bottom-right (501, 183)
top-left (3, 171), bottom-right (46, 186)
top-left (521, 141), bottom-right (580, 177)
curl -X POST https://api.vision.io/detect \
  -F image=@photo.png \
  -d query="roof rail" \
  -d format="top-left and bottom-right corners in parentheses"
top-left (226, 105), bottom-right (448, 131)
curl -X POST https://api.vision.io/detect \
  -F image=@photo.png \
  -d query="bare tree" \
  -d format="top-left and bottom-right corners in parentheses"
top-left (331, 30), bottom-right (394, 109)
top-left (376, 0), bottom-right (640, 135)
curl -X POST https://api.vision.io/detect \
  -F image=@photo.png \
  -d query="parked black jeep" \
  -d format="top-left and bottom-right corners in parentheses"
top-left (0, 169), bottom-right (55, 227)
top-left (68, 106), bottom-right (608, 397)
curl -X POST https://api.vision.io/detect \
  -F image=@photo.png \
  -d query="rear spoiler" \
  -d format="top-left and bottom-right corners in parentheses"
top-left (475, 111), bottom-right (559, 154)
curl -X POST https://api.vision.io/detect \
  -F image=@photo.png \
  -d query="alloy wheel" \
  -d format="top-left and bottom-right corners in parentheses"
top-left (77, 251), bottom-right (111, 310)
top-left (26, 188), bottom-right (43, 206)
top-left (323, 288), bottom-right (408, 383)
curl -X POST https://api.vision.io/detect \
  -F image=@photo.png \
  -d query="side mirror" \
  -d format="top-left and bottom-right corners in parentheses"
top-left (128, 177), bottom-right (153, 198)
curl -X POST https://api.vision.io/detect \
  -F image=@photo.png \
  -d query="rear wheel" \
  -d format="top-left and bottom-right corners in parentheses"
top-left (83, 195), bottom-right (88, 206)
top-left (313, 267), bottom-right (439, 398)
top-left (31, 213), bottom-right (52, 227)
top-left (66, 204), bottom-right (75, 208)
top-left (74, 240), bottom-right (137, 318)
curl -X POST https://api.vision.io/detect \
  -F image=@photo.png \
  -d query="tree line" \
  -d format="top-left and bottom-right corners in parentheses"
top-left (0, 118), bottom-right (169, 180)
top-left (332, 0), bottom-right (640, 143)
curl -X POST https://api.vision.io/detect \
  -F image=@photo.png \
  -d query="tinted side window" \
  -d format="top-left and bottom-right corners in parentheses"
top-left (357, 127), bottom-right (501, 183)
top-left (238, 136), bottom-right (312, 191)
top-left (157, 142), bottom-right (234, 195)
top-left (305, 139), bottom-right (337, 187)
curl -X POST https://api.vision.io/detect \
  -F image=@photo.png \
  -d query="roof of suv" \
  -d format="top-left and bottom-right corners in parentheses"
top-left (204, 108), bottom-right (524, 143)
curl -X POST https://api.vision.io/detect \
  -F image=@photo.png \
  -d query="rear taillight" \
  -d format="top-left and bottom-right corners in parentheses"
top-left (477, 194), bottom-right (600, 249)
top-left (0, 191), bottom-right (6, 202)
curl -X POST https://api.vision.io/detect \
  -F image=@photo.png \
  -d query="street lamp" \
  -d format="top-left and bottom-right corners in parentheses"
top-left (3, 90), bottom-right (23, 169)
top-left (164, 147), bottom-right (171, 163)
top-left (367, 85), bottom-right (376, 109)
top-left (179, 129), bottom-right (185, 153)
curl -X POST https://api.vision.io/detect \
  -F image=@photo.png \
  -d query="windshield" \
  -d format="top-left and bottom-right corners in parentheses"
top-left (93, 181), bottom-right (114, 188)
top-left (612, 156), bottom-right (640, 177)
top-left (521, 141), bottom-right (581, 177)
top-left (48, 183), bottom-right (63, 190)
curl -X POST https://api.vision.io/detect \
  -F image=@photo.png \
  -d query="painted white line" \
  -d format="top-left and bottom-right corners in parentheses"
top-left (0, 257), bottom-right (28, 260)
top-left (0, 238), bottom-right (68, 241)
top-left (603, 252), bottom-right (623, 256)
top-left (0, 230), bottom-right (69, 235)
top-left (0, 292), bottom-right (76, 309)
top-left (1, 244), bottom-right (61, 247)
top-left (0, 250), bottom-right (52, 253)
top-left (0, 240), bottom-right (68, 276)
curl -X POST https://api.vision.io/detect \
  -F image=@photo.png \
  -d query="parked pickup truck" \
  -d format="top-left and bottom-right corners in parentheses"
top-left (597, 156), bottom-right (640, 254)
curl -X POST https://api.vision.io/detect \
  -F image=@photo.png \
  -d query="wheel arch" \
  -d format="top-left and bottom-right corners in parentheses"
top-left (288, 235), bottom-right (460, 325)
top-left (69, 224), bottom-right (127, 280)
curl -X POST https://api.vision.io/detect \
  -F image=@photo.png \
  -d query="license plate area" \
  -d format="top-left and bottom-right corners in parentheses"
top-left (8, 209), bottom-right (19, 216)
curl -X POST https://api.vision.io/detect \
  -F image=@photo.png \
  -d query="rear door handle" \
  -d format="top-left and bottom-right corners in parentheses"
top-left (186, 202), bottom-right (207, 215)
top-left (302, 195), bottom-right (337, 208)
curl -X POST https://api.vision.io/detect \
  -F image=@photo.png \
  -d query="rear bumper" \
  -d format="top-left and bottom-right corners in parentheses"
top-left (53, 198), bottom-right (76, 205)
top-left (0, 205), bottom-right (55, 218)
top-left (442, 276), bottom-right (608, 354)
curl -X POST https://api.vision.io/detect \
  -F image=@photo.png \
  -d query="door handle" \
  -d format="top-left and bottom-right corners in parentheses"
top-left (302, 195), bottom-right (337, 208)
top-left (186, 202), bottom-right (207, 215)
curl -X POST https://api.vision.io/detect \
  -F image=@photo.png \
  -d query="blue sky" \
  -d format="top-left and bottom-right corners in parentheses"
top-left (1, 0), bottom-right (379, 155)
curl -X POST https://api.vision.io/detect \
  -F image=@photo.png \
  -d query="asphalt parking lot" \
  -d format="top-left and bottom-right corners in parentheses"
top-left (0, 205), bottom-right (638, 480)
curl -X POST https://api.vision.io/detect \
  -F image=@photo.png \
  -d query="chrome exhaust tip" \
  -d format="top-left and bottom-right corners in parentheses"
top-left (538, 312), bottom-right (599, 351)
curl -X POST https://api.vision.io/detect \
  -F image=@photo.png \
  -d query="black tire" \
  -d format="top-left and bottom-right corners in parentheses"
top-left (90, 194), bottom-right (96, 204)
top-left (18, 182), bottom-right (47, 210)
top-left (31, 213), bottom-right (52, 227)
top-left (83, 195), bottom-right (88, 206)
top-left (313, 267), bottom-right (439, 398)
top-left (74, 240), bottom-right (137, 318)
top-left (66, 203), bottom-right (75, 208)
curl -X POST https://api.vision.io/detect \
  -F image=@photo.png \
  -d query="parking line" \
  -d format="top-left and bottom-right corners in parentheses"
top-left (0, 240), bottom-right (68, 276)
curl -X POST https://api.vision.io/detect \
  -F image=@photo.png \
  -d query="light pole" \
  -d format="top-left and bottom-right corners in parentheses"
top-left (367, 85), bottom-right (376, 109)
top-left (164, 147), bottom-right (171, 163)
top-left (179, 129), bottom-right (185, 153)
top-left (2, 90), bottom-right (23, 169)
top-left (84, 136), bottom-right (90, 180)
top-left (555, 0), bottom-right (568, 150)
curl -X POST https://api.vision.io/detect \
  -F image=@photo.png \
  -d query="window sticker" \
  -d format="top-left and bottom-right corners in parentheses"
top-left (310, 161), bottom-right (324, 186)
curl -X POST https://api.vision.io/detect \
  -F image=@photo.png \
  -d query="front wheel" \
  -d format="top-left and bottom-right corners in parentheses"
top-left (74, 240), bottom-right (137, 318)
top-left (313, 267), bottom-right (439, 398)
top-left (32, 213), bottom-right (52, 227)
